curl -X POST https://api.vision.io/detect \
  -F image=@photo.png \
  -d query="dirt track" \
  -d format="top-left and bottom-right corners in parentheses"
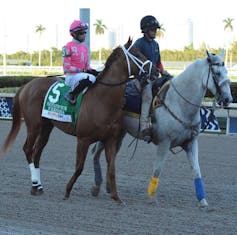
top-left (0, 120), bottom-right (236, 235)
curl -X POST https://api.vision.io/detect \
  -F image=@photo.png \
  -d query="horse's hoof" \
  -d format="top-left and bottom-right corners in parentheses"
top-left (31, 187), bottom-right (44, 196)
top-left (118, 200), bottom-right (126, 207)
top-left (111, 194), bottom-right (123, 203)
top-left (198, 198), bottom-right (209, 208)
top-left (148, 196), bottom-right (159, 206)
top-left (91, 185), bottom-right (100, 197)
top-left (63, 192), bottom-right (70, 200)
top-left (114, 198), bottom-right (126, 207)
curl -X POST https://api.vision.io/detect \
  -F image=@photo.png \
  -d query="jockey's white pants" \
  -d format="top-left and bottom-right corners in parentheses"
top-left (140, 82), bottom-right (153, 131)
top-left (65, 72), bottom-right (96, 91)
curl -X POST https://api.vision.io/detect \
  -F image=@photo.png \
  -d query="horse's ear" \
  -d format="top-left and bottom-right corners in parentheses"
top-left (219, 48), bottom-right (225, 59)
top-left (206, 49), bottom-right (211, 58)
top-left (127, 36), bottom-right (133, 45)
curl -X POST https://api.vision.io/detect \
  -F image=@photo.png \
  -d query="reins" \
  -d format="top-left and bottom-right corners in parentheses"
top-left (157, 59), bottom-right (228, 142)
top-left (96, 78), bottom-right (129, 86)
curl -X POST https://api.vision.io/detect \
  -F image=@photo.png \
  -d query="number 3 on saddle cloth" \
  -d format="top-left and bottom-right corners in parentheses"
top-left (41, 80), bottom-right (84, 126)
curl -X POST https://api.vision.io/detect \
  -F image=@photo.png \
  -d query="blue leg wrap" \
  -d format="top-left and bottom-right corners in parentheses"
top-left (94, 158), bottom-right (103, 186)
top-left (194, 178), bottom-right (205, 201)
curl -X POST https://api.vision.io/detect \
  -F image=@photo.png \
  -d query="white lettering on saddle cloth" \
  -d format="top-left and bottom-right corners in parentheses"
top-left (41, 82), bottom-right (73, 122)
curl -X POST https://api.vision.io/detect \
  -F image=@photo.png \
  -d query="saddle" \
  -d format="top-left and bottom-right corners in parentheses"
top-left (124, 78), bottom-right (170, 116)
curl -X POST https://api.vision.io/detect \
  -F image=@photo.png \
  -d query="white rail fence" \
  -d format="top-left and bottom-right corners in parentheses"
top-left (1, 65), bottom-right (237, 77)
top-left (0, 66), bottom-right (63, 74)
top-left (1, 93), bottom-right (236, 135)
top-left (0, 63), bottom-right (104, 75)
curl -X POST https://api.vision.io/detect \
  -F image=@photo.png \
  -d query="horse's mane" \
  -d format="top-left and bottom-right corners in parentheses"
top-left (173, 58), bottom-right (203, 81)
top-left (104, 47), bottom-right (122, 68)
top-left (97, 46), bottom-right (122, 79)
top-left (96, 38), bottom-right (133, 80)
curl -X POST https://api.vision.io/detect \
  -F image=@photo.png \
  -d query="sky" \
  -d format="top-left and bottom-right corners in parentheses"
top-left (0, 0), bottom-right (236, 54)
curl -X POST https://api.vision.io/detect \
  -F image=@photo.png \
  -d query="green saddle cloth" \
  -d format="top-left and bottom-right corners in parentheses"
top-left (41, 80), bottom-right (83, 126)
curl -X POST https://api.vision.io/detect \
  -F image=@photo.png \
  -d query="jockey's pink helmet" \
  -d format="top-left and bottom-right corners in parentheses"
top-left (69, 20), bottom-right (88, 35)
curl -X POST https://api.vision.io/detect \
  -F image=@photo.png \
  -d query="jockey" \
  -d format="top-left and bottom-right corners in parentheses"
top-left (133, 15), bottom-right (171, 143)
top-left (63, 20), bottom-right (99, 104)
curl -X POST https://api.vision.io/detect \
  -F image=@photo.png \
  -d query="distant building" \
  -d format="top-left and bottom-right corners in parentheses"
top-left (108, 30), bottom-right (116, 48)
top-left (187, 19), bottom-right (193, 46)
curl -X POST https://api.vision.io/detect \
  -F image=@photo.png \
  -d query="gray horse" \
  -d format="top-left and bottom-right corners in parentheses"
top-left (91, 49), bottom-right (233, 207)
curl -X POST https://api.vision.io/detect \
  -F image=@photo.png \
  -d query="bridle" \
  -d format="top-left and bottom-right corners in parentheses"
top-left (159, 57), bottom-right (230, 135)
top-left (168, 57), bottom-right (230, 109)
top-left (96, 45), bottom-right (152, 86)
top-left (207, 59), bottom-right (230, 98)
top-left (121, 44), bottom-right (152, 77)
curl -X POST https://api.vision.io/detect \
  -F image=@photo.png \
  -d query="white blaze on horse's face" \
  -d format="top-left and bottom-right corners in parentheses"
top-left (206, 49), bottom-right (233, 106)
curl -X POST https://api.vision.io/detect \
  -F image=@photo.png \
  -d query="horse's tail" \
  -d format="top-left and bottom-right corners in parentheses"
top-left (0, 86), bottom-right (24, 155)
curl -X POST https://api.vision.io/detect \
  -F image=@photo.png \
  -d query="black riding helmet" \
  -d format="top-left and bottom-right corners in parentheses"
top-left (140, 15), bottom-right (160, 33)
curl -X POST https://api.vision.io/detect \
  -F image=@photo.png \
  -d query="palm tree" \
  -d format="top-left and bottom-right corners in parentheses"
top-left (156, 23), bottom-right (165, 39)
top-left (223, 18), bottom-right (234, 31)
top-left (93, 19), bottom-right (107, 63)
top-left (223, 18), bottom-right (234, 67)
top-left (35, 24), bottom-right (46, 66)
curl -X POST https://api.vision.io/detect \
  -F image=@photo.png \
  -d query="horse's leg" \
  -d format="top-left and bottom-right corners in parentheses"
top-left (183, 139), bottom-right (208, 208)
top-left (30, 122), bottom-right (54, 195)
top-left (23, 124), bottom-right (41, 194)
top-left (104, 131), bottom-right (126, 195)
top-left (64, 139), bottom-right (89, 199)
top-left (147, 140), bottom-right (170, 202)
top-left (104, 137), bottom-right (122, 203)
top-left (91, 131), bottom-right (126, 197)
top-left (90, 141), bottom-right (105, 196)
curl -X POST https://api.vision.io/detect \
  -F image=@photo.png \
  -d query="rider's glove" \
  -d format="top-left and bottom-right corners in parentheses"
top-left (161, 70), bottom-right (173, 79)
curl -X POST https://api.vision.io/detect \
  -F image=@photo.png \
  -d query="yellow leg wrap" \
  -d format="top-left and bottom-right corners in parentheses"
top-left (147, 177), bottom-right (159, 197)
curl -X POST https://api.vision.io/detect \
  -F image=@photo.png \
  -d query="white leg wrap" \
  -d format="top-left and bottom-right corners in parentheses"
top-left (34, 168), bottom-right (41, 186)
top-left (29, 163), bottom-right (41, 186)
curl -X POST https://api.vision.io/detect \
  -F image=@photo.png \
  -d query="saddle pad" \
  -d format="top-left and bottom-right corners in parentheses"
top-left (124, 94), bottom-right (142, 114)
top-left (41, 80), bottom-right (83, 125)
top-left (124, 81), bottom-right (142, 114)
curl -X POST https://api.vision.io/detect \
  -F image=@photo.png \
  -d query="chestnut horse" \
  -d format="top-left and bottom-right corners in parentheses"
top-left (0, 38), bottom-right (159, 203)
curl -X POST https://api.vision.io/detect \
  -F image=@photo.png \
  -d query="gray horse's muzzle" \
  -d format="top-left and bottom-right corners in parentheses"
top-left (217, 94), bottom-right (233, 107)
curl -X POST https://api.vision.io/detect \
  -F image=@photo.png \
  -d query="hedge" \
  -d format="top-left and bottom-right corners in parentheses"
top-left (0, 76), bottom-right (37, 88)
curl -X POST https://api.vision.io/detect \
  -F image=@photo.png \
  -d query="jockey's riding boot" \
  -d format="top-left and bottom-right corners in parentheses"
top-left (64, 78), bottom-right (92, 105)
top-left (64, 92), bottom-right (76, 105)
top-left (140, 84), bottom-right (153, 143)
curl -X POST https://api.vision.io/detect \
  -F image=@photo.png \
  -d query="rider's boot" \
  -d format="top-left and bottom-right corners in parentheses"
top-left (140, 84), bottom-right (153, 143)
top-left (64, 78), bottom-right (92, 105)
top-left (64, 92), bottom-right (76, 105)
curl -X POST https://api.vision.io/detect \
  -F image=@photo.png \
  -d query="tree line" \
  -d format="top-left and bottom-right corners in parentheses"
top-left (1, 17), bottom-right (236, 66)
top-left (1, 42), bottom-right (237, 67)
